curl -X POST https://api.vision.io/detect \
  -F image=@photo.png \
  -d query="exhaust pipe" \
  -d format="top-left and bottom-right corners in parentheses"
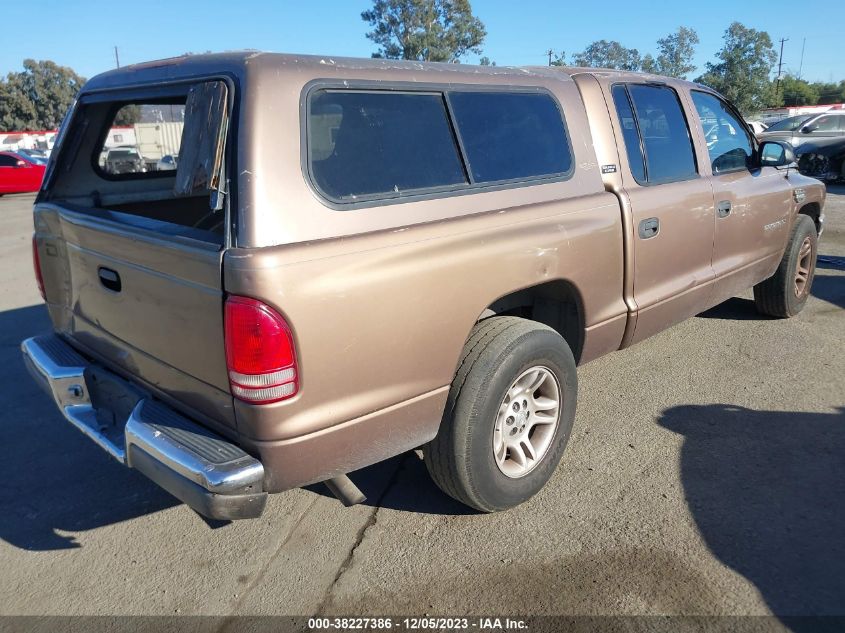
top-left (325, 475), bottom-right (366, 507)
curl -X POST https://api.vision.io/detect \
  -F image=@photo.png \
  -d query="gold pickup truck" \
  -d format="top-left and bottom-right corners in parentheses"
top-left (22, 53), bottom-right (825, 519)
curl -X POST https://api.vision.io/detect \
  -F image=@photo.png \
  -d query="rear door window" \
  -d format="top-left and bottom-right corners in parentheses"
top-left (308, 90), bottom-right (467, 201)
top-left (614, 84), bottom-right (698, 185)
top-left (611, 85), bottom-right (646, 183)
top-left (447, 91), bottom-right (572, 183)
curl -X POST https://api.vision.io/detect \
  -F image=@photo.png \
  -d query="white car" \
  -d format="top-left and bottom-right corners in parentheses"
top-left (156, 154), bottom-right (178, 171)
top-left (746, 120), bottom-right (769, 136)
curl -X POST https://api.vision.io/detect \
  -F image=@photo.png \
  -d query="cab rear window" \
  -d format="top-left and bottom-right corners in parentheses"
top-left (306, 87), bottom-right (573, 205)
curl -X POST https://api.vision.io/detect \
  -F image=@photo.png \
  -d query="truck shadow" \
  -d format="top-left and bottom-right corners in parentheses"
top-left (659, 404), bottom-right (845, 625)
top-left (699, 269), bottom-right (844, 320)
top-left (0, 304), bottom-right (180, 551)
top-left (307, 451), bottom-right (476, 516)
top-left (1, 303), bottom-right (467, 551)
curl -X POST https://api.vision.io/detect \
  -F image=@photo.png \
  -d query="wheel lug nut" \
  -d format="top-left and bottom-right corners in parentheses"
top-left (510, 428), bottom-right (518, 436)
top-left (506, 416), bottom-right (514, 425)
top-left (512, 402), bottom-right (520, 412)
top-left (522, 400), bottom-right (528, 408)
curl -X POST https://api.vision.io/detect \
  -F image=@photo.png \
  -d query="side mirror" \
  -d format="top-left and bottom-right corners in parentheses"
top-left (801, 125), bottom-right (815, 134)
top-left (14, 159), bottom-right (28, 168)
top-left (759, 140), bottom-right (795, 168)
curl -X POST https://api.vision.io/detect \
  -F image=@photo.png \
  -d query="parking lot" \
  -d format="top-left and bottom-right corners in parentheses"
top-left (0, 190), bottom-right (842, 621)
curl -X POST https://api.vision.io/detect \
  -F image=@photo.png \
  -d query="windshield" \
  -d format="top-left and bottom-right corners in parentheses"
top-left (109, 150), bottom-right (140, 159)
top-left (766, 115), bottom-right (811, 132)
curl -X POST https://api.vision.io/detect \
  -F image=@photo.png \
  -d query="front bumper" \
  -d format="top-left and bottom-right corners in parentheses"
top-left (21, 334), bottom-right (267, 520)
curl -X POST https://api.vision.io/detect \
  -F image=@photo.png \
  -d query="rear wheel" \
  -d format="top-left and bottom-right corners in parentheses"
top-left (753, 214), bottom-right (818, 318)
top-left (423, 316), bottom-right (577, 512)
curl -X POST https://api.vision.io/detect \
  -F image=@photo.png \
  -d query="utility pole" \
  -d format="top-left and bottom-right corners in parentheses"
top-left (775, 37), bottom-right (788, 101)
top-left (545, 49), bottom-right (554, 66)
top-left (797, 37), bottom-right (806, 80)
top-left (114, 46), bottom-right (120, 69)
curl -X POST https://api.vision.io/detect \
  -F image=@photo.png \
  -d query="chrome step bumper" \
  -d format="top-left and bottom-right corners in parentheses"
top-left (21, 334), bottom-right (267, 520)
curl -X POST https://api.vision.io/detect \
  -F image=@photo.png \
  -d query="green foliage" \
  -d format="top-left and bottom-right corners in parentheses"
top-left (571, 40), bottom-right (641, 71)
top-left (694, 22), bottom-right (777, 114)
top-left (361, 0), bottom-right (486, 62)
top-left (113, 104), bottom-right (142, 126)
top-left (479, 56), bottom-right (496, 66)
top-left (811, 80), bottom-right (845, 105)
top-left (773, 75), bottom-right (819, 107)
top-left (0, 59), bottom-right (84, 131)
top-left (644, 27), bottom-right (699, 78)
top-left (549, 51), bottom-right (566, 67)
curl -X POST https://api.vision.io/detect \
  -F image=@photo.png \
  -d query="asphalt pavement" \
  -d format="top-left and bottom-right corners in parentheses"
top-left (0, 188), bottom-right (843, 624)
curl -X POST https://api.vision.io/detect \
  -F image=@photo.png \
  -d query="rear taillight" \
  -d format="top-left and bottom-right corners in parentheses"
top-left (224, 296), bottom-right (298, 404)
top-left (32, 235), bottom-right (45, 300)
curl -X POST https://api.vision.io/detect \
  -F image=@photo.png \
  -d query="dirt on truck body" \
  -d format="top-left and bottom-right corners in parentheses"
top-left (23, 52), bottom-right (826, 518)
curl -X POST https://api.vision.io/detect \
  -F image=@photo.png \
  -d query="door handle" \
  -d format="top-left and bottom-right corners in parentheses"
top-left (638, 217), bottom-right (660, 239)
top-left (717, 200), bottom-right (732, 218)
top-left (98, 267), bottom-right (121, 292)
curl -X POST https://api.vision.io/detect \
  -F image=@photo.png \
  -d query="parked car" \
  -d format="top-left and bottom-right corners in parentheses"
top-left (0, 151), bottom-right (47, 195)
top-left (759, 111), bottom-right (845, 146)
top-left (23, 53), bottom-right (825, 520)
top-left (103, 147), bottom-right (146, 174)
top-left (15, 148), bottom-right (49, 165)
top-left (758, 111), bottom-right (845, 181)
top-left (795, 136), bottom-right (845, 182)
top-left (746, 120), bottom-right (769, 135)
top-left (156, 154), bottom-right (178, 171)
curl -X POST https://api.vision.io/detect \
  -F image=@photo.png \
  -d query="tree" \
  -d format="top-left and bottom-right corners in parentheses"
top-left (694, 22), bottom-right (777, 114)
top-left (0, 75), bottom-right (37, 132)
top-left (571, 40), bottom-right (641, 71)
top-left (361, 0), bottom-right (486, 62)
top-left (114, 104), bottom-right (142, 126)
top-left (642, 27), bottom-right (699, 79)
top-left (479, 56), bottom-right (496, 66)
top-left (0, 59), bottom-right (84, 131)
top-left (811, 80), bottom-right (845, 105)
top-left (549, 51), bottom-right (566, 67)
top-left (776, 75), bottom-right (819, 107)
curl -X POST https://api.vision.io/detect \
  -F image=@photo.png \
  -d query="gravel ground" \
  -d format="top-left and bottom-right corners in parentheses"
top-left (0, 188), bottom-right (842, 624)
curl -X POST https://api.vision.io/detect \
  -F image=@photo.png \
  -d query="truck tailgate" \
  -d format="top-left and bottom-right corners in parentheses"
top-left (34, 203), bottom-right (236, 432)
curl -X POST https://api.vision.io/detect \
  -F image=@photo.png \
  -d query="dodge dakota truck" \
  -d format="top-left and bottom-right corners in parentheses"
top-left (22, 53), bottom-right (825, 518)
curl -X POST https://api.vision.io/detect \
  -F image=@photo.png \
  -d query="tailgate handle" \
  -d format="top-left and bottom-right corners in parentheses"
top-left (98, 267), bottom-right (121, 293)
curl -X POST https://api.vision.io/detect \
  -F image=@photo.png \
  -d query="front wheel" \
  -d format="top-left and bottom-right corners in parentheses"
top-left (423, 316), bottom-right (577, 512)
top-left (753, 214), bottom-right (818, 318)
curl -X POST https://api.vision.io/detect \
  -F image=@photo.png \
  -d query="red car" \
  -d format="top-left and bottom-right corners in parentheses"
top-left (0, 151), bottom-right (47, 195)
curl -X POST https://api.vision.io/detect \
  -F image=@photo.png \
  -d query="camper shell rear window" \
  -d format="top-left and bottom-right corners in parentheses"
top-left (43, 80), bottom-right (230, 244)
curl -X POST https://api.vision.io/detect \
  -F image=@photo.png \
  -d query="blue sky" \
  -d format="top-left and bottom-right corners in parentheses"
top-left (2, 0), bottom-right (843, 82)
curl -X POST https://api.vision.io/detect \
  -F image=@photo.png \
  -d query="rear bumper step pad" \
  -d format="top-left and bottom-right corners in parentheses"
top-left (21, 334), bottom-right (267, 520)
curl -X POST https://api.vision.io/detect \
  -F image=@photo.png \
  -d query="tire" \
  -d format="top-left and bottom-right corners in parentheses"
top-left (753, 214), bottom-right (818, 318)
top-left (423, 316), bottom-right (577, 512)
